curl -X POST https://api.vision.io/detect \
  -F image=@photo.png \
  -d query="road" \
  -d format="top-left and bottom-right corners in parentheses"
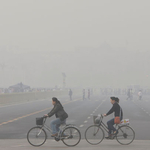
top-left (0, 94), bottom-right (150, 149)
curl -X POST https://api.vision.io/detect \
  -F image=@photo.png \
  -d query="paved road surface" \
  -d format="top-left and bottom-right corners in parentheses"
top-left (0, 94), bottom-right (150, 149)
top-left (0, 139), bottom-right (149, 150)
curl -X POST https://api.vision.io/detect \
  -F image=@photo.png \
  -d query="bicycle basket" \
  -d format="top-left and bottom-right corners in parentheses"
top-left (36, 117), bottom-right (44, 125)
top-left (93, 116), bottom-right (101, 124)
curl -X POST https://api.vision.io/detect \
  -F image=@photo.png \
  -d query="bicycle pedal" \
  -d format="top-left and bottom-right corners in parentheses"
top-left (55, 137), bottom-right (60, 142)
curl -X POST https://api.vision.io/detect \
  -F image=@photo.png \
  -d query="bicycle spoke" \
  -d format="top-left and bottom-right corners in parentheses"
top-left (61, 126), bottom-right (81, 147)
top-left (27, 127), bottom-right (47, 147)
top-left (116, 126), bottom-right (135, 145)
top-left (85, 125), bottom-right (104, 145)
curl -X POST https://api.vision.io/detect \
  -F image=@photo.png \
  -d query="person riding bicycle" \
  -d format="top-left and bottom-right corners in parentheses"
top-left (103, 97), bottom-right (123, 139)
top-left (44, 97), bottom-right (68, 137)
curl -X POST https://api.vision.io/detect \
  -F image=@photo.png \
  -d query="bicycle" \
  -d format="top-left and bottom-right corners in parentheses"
top-left (27, 117), bottom-right (81, 147)
top-left (85, 114), bottom-right (135, 145)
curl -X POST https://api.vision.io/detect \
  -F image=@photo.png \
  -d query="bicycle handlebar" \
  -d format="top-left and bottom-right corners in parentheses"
top-left (42, 116), bottom-right (48, 124)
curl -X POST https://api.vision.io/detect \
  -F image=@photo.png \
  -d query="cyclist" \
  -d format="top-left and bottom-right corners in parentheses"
top-left (103, 97), bottom-right (123, 139)
top-left (44, 97), bottom-right (68, 137)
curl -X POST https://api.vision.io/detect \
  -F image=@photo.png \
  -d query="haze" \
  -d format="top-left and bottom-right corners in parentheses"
top-left (0, 0), bottom-right (150, 88)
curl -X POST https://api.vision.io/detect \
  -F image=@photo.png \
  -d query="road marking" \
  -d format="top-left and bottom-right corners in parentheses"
top-left (0, 97), bottom-right (82, 108)
top-left (84, 120), bottom-right (87, 123)
top-left (88, 117), bottom-right (91, 119)
top-left (0, 98), bottom-right (81, 126)
top-left (0, 99), bottom-right (48, 108)
top-left (79, 125), bottom-right (84, 127)
top-left (11, 145), bottom-right (26, 148)
top-left (132, 101), bottom-right (150, 116)
top-left (98, 100), bottom-right (105, 108)
top-left (52, 140), bottom-right (55, 142)
top-left (93, 100), bottom-right (105, 117)
top-left (90, 114), bottom-right (93, 116)
top-left (0, 108), bottom-right (51, 126)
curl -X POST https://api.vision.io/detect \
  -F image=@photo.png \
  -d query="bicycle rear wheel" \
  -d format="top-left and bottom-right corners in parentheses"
top-left (61, 126), bottom-right (81, 147)
top-left (27, 126), bottom-right (47, 147)
top-left (116, 125), bottom-right (135, 145)
top-left (85, 125), bottom-right (104, 145)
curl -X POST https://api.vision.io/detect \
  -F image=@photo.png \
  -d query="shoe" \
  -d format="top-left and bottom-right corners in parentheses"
top-left (111, 131), bottom-right (118, 139)
top-left (51, 133), bottom-right (58, 137)
top-left (113, 130), bottom-right (118, 135)
top-left (105, 134), bottom-right (112, 139)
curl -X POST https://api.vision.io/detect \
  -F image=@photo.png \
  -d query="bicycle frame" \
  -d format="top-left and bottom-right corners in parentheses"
top-left (38, 118), bottom-right (69, 138)
top-left (85, 115), bottom-right (135, 145)
top-left (39, 118), bottom-right (52, 133)
top-left (42, 124), bottom-right (52, 133)
top-left (97, 115), bottom-right (119, 135)
top-left (99, 121), bottom-right (109, 133)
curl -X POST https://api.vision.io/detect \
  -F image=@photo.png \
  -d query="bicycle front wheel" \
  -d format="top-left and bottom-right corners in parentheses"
top-left (85, 125), bottom-right (104, 145)
top-left (27, 126), bottom-right (47, 147)
top-left (61, 126), bottom-right (81, 147)
top-left (116, 125), bottom-right (135, 145)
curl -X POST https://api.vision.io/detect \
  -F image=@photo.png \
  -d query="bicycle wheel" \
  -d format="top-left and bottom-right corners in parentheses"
top-left (85, 125), bottom-right (104, 145)
top-left (116, 125), bottom-right (135, 145)
top-left (27, 126), bottom-right (47, 147)
top-left (61, 126), bottom-right (81, 147)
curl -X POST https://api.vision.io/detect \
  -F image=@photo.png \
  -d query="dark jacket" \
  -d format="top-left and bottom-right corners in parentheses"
top-left (106, 102), bottom-right (123, 118)
top-left (48, 103), bottom-right (68, 121)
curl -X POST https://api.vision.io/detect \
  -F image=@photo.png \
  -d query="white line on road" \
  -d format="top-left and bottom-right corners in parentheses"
top-left (133, 101), bottom-right (150, 116)
top-left (0, 99), bottom-right (48, 108)
top-left (80, 125), bottom-right (84, 127)
top-left (11, 145), bottom-right (27, 147)
top-left (0, 99), bottom-right (81, 126)
top-left (88, 117), bottom-right (91, 119)
top-left (84, 121), bottom-right (87, 123)
top-left (51, 140), bottom-right (56, 142)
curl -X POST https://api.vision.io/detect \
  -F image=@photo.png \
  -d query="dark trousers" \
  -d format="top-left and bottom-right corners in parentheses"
top-left (107, 117), bottom-right (122, 134)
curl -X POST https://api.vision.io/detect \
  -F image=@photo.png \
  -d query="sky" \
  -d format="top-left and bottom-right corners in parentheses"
top-left (0, 0), bottom-right (150, 88)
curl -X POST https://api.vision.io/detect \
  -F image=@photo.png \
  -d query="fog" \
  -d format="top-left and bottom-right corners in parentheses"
top-left (0, 0), bottom-right (150, 88)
